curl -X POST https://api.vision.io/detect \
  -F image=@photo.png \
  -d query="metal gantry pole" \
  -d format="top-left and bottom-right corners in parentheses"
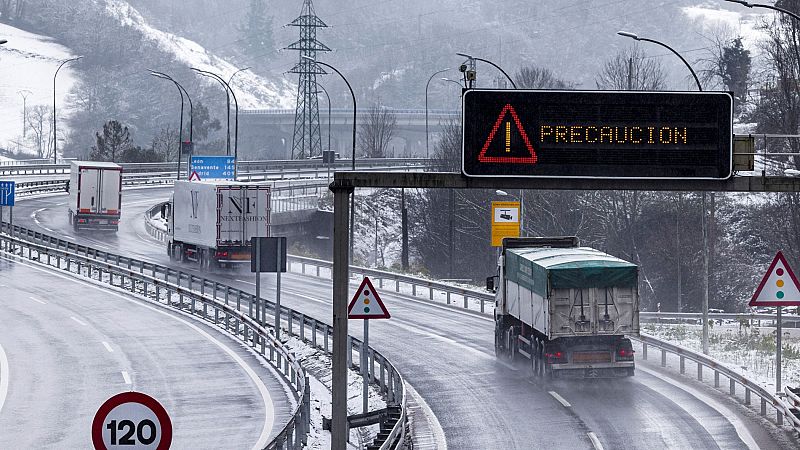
top-left (702, 192), bottom-right (709, 354)
top-left (331, 182), bottom-right (353, 450)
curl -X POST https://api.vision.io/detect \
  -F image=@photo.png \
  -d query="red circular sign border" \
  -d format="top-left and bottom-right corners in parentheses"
top-left (91, 391), bottom-right (172, 450)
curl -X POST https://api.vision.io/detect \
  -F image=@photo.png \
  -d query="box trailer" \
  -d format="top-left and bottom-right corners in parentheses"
top-left (490, 237), bottom-right (640, 378)
top-left (67, 161), bottom-right (122, 231)
top-left (166, 180), bottom-right (271, 268)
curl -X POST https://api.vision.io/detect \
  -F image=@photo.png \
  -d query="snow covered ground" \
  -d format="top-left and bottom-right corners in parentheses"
top-left (106, 0), bottom-right (295, 109)
top-left (0, 22), bottom-right (77, 155)
top-left (682, 4), bottom-right (768, 53)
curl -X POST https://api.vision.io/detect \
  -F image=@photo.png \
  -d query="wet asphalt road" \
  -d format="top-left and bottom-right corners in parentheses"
top-left (8, 186), bottom-right (800, 449)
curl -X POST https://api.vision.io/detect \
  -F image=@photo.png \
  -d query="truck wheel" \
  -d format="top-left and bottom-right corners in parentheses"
top-left (73, 218), bottom-right (79, 232)
top-left (68, 211), bottom-right (72, 225)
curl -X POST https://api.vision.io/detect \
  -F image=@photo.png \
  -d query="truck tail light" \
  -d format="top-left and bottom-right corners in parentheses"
top-left (616, 340), bottom-right (635, 361)
top-left (111, 220), bottom-right (119, 225)
top-left (545, 349), bottom-right (567, 364)
top-left (215, 251), bottom-right (229, 258)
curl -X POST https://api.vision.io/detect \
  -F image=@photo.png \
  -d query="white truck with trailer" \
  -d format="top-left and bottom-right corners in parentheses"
top-left (165, 179), bottom-right (271, 268)
top-left (490, 237), bottom-right (640, 377)
top-left (67, 161), bottom-right (122, 231)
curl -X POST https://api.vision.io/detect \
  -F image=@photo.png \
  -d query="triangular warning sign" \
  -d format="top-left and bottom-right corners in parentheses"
top-left (477, 104), bottom-right (538, 164)
top-left (348, 277), bottom-right (390, 319)
top-left (750, 251), bottom-right (800, 307)
top-left (188, 171), bottom-right (201, 181)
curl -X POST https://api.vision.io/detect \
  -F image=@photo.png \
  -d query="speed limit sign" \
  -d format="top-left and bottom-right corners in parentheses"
top-left (92, 391), bottom-right (173, 449)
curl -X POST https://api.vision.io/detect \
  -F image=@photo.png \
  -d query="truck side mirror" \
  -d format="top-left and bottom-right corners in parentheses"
top-left (160, 204), bottom-right (167, 219)
top-left (486, 276), bottom-right (496, 292)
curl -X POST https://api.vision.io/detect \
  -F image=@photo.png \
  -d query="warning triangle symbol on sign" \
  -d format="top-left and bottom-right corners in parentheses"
top-left (188, 171), bottom-right (201, 181)
top-left (477, 104), bottom-right (538, 164)
top-left (750, 251), bottom-right (800, 307)
top-left (348, 277), bottom-right (391, 319)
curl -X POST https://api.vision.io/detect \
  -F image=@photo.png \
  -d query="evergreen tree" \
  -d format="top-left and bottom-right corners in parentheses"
top-left (720, 37), bottom-right (751, 113)
top-left (239, 0), bottom-right (274, 59)
top-left (90, 120), bottom-right (132, 162)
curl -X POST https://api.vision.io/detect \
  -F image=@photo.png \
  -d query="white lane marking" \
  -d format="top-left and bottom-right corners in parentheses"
top-left (121, 370), bottom-right (132, 385)
top-left (236, 279), bottom-right (256, 285)
top-left (588, 432), bottom-right (604, 450)
top-left (28, 296), bottom-right (47, 305)
top-left (70, 316), bottom-right (87, 326)
top-left (102, 341), bottom-right (114, 353)
top-left (638, 365), bottom-right (759, 450)
top-left (5, 257), bottom-right (276, 450)
top-left (0, 341), bottom-right (9, 415)
top-left (405, 381), bottom-right (448, 450)
top-left (549, 390), bottom-right (571, 407)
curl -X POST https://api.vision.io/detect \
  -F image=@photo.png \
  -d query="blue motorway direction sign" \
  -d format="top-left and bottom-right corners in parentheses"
top-left (189, 155), bottom-right (235, 180)
top-left (0, 180), bottom-right (15, 206)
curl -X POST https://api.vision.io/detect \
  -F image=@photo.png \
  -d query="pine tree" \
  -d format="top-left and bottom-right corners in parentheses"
top-left (90, 120), bottom-right (132, 162)
top-left (720, 37), bottom-right (751, 114)
top-left (239, 0), bottom-right (274, 59)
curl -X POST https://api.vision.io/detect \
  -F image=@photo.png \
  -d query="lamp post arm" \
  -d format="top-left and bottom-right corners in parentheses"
top-left (474, 57), bottom-right (517, 89)
top-left (638, 37), bottom-right (702, 91)
top-left (736, 1), bottom-right (800, 22)
top-left (315, 60), bottom-right (357, 170)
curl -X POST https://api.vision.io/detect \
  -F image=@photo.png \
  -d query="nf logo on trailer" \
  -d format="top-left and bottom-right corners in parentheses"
top-left (462, 90), bottom-right (733, 179)
top-left (0, 181), bottom-right (14, 206)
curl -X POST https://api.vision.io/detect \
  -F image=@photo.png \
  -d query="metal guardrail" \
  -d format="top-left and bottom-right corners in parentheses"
top-left (239, 250), bottom-right (800, 437)
top-left (635, 334), bottom-right (800, 431)
top-left (0, 222), bottom-right (310, 449)
top-left (142, 205), bottom-right (407, 449)
top-left (0, 158), bottom-right (434, 177)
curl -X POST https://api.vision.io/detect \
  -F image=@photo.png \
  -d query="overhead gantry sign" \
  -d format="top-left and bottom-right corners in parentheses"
top-left (462, 89), bottom-right (733, 180)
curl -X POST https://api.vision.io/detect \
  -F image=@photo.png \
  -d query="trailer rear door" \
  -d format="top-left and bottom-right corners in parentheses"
top-left (78, 167), bottom-right (100, 213)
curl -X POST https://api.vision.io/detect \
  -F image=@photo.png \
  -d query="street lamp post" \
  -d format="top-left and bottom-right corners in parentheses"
top-left (725, 0), bottom-right (798, 414)
top-left (616, 31), bottom-right (702, 91)
top-left (456, 52), bottom-right (517, 89)
top-left (312, 85), bottom-right (332, 154)
top-left (193, 69), bottom-right (231, 156)
top-left (726, 0), bottom-right (800, 22)
top-left (617, 30), bottom-right (712, 360)
top-left (302, 55), bottom-right (356, 450)
top-left (425, 68), bottom-right (450, 159)
top-left (229, 67), bottom-right (249, 172)
top-left (53, 55), bottom-right (82, 164)
top-left (192, 68), bottom-right (239, 175)
top-left (149, 70), bottom-right (193, 179)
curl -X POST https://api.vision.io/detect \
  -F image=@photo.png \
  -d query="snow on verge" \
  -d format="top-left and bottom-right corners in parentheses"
top-left (0, 23), bottom-right (77, 154)
top-left (284, 336), bottom-right (388, 449)
top-left (105, 0), bottom-right (295, 109)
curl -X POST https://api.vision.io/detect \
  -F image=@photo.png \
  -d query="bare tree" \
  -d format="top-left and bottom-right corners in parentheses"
top-left (515, 66), bottom-right (573, 89)
top-left (27, 105), bottom-right (52, 159)
top-left (432, 119), bottom-right (461, 172)
top-left (357, 104), bottom-right (397, 158)
top-left (151, 125), bottom-right (179, 162)
top-left (595, 45), bottom-right (667, 90)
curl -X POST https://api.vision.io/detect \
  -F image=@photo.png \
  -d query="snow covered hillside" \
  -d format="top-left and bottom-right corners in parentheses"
top-left (106, 0), bottom-right (295, 109)
top-left (0, 22), bottom-right (77, 155)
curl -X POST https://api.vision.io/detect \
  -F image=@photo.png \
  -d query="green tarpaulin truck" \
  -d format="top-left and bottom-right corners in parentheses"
top-left (489, 237), bottom-right (640, 377)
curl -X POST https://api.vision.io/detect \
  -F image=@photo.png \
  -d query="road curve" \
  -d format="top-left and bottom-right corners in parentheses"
top-left (11, 187), bottom-right (800, 449)
top-left (0, 252), bottom-right (291, 448)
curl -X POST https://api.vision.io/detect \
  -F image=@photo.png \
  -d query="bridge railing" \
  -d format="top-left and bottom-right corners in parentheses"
top-left (0, 158), bottom-right (435, 178)
top-left (0, 223), bottom-right (311, 449)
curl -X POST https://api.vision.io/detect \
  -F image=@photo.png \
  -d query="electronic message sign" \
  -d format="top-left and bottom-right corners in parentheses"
top-left (462, 90), bottom-right (733, 179)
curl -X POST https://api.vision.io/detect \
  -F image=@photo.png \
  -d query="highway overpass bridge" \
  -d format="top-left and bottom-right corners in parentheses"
top-left (238, 108), bottom-right (459, 160)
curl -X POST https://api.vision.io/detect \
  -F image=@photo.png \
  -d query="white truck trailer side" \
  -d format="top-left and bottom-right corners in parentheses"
top-left (491, 237), bottom-right (640, 378)
top-left (166, 180), bottom-right (271, 268)
top-left (67, 161), bottom-right (122, 231)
